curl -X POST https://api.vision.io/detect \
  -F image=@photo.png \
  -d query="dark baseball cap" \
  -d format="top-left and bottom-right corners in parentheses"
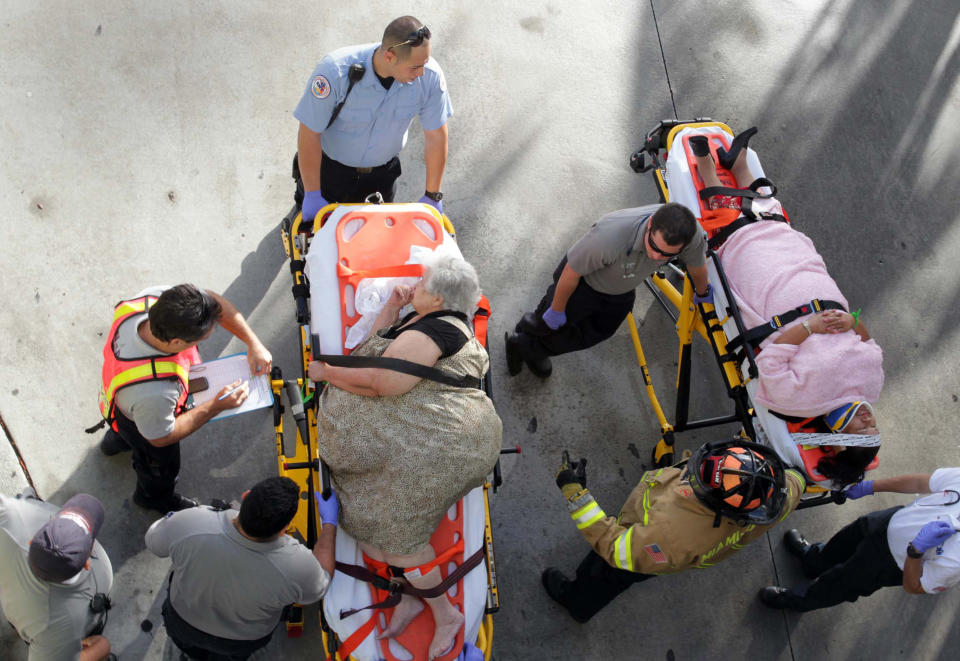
top-left (28, 494), bottom-right (105, 582)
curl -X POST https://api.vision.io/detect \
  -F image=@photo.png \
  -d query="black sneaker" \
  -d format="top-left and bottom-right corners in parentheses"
top-left (133, 492), bottom-right (199, 514)
top-left (100, 430), bottom-right (131, 456)
top-left (758, 586), bottom-right (801, 610)
top-left (783, 529), bottom-right (824, 579)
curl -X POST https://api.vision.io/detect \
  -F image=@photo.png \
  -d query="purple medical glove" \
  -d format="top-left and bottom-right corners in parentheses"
top-left (314, 489), bottom-right (339, 527)
top-left (302, 190), bottom-right (329, 222)
top-left (912, 520), bottom-right (957, 553)
top-left (843, 480), bottom-right (874, 500)
top-left (693, 283), bottom-right (714, 306)
top-left (457, 642), bottom-right (484, 661)
top-left (542, 307), bottom-right (567, 330)
top-left (418, 195), bottom-right (443, 214)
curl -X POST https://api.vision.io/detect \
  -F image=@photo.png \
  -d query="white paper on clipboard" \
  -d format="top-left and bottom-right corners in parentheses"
top-left (188, 353), bottom-right (273, 421)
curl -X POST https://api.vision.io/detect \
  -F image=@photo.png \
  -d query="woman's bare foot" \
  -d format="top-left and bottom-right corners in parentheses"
top-left (428, 606), bottom-right (465, 660)
top-left (376, 594), bottom-right (425, 639)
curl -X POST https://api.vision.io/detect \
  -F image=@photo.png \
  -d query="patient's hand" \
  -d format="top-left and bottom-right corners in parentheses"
top-left (820, 310), bottom-right (854, 334)
top-left (307, 361), bottom-right (328, 382)
top-left (387, 284), bottom-right (413, 310)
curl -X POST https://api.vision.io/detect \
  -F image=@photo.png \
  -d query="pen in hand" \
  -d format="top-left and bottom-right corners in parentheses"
top-left (217, 380), bottom-right (249, 401)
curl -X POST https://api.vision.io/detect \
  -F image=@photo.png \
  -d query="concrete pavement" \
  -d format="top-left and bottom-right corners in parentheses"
top-left (2, 0), bottom-right (959, 658)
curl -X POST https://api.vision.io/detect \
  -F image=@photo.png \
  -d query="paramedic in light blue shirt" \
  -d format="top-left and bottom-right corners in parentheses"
top-left (294, 15), bottom-right (452, 220)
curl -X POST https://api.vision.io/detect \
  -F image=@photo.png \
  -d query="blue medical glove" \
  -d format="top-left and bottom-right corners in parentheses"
top-left (418, 195), bottom-right (443, 214)
top-left (693, 284), bottom-right (714, 306)
top-left (542, 307), bottom-right (567, 330)
top-left (314, 489), bottom-right (339, 527)
top-left (457, 642), bottom-right (484, 661)
top-left (302, 190), bottom-right (329, 222)
top-left (843, 480), bottom-right (874, 500)
top-left (912, 520), bottom-right (957, 553)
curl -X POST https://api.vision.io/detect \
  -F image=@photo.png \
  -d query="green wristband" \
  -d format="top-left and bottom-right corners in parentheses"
top-left (851, 308), bottom-right (861, 328)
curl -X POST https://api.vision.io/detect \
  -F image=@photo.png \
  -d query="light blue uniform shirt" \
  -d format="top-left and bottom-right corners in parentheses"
top-left (294, 43), bottom-right (453, 168)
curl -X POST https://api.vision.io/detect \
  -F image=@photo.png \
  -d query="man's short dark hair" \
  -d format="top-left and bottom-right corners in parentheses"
top-left (382, 15), bottom-right (427, 61)
top-left (148, 284), bottom-right (221, 343)
top-left (649, 202), bottom-right (697, 247)
top-left (239, 476), bottom-right (300, 539)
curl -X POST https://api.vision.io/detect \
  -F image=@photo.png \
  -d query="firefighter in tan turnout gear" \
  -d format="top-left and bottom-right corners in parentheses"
top-left (542, 440), bottom-right (806, 622)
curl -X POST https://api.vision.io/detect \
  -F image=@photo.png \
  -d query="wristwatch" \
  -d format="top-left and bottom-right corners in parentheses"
top-left (906, 543), bottom-right (924, 559)
top-left (424, 190), bottom-right (443, 202)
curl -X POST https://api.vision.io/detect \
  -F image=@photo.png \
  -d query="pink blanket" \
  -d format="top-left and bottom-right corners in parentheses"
top-left (716, 221), bottom-right (883, 416)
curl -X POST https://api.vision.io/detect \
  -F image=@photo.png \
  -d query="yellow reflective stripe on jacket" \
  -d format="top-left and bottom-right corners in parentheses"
top-left (571, 500), bottom-right (605, 530)
top-left (113, 298), bottom-right (149, 321)
top-left (614, 527), bottom-right (634, 571)
top-left (104, 360), bottom-right (190, 404)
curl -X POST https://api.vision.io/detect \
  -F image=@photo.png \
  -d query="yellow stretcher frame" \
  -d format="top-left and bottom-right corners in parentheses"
top-left (274, 202), bottom-right (500, 659)
top-left (627, 119), bottom-right (833, 504)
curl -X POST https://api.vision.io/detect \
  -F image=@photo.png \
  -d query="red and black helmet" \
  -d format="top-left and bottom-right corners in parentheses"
top-left (687, 440), bottom-right (787, 526)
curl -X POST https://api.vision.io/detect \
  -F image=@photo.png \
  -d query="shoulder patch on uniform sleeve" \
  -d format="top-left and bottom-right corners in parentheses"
top-left (643, 544), bottom-right (668, 563)
top-left (311, 75), bottom-right (331, 99)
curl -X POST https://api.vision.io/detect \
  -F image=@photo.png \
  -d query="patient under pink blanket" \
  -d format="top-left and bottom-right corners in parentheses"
top-left (716, 220), bottom-right (883, 417)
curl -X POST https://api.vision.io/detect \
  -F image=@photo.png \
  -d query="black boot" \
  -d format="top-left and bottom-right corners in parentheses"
top-left (717, 126), bottom-right (758, 170)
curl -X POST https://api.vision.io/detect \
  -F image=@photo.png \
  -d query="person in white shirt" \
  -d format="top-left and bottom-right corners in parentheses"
top-left (760, 468), bottom-right (960, 610)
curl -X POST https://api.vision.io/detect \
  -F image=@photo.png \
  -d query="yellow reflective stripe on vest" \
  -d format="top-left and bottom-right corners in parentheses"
top-left (571, 500), bottom-right (605, 530)
top-left (614, 527), bottom-right (634, 571)
top-left (104, 360), bottom-right (189, 404)
top-left (113, 298), bottom-right (149, 321)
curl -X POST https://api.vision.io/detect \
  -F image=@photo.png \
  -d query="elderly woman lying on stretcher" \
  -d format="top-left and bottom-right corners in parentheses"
top-left (689, 130), bottom-right (883, 486)
top-left (307, 255), bottom-right (502, 660)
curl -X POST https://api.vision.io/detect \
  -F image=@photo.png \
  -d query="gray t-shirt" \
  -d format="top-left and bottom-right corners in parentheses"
top-left (145, 506), bottom-right (330, 640)
top-left (0, 495), bottom-right (114, 661)
top-left (566, 204), bottom-right (707, 295)
top-left (112, 286), bottom-right (183, 440)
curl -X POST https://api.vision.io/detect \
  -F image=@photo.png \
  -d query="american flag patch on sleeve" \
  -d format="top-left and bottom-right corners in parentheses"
top-left (643, 544), bottom-right (667, 564)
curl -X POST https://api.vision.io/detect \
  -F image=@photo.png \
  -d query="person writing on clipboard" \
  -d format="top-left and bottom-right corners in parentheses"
top-left (91, 285), bottom-right (272, 514)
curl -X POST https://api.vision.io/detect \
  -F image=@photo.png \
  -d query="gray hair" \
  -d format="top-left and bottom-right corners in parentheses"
top-left (423, 255), bottom-right (481, 316)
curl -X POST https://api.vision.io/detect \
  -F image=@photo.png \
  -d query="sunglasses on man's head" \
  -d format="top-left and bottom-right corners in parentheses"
top-left (388, 25), bottom-right (431, 51)
top-left (646, 225), bottom-right (683, 258)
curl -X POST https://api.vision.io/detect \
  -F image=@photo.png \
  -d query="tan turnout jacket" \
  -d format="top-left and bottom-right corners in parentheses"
top-left (567, 465), bottom-right (805, 574)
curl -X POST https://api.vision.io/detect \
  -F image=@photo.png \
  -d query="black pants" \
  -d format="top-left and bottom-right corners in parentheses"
top-left (792, 506), bottom-right (904, 611)
top-left (162, 597), bottom-right (273, 661)
top-left (115, 410), bottom-right (179, 505)
top-left (320, 153), bottom-right (401, 203)
top-left (559, 550), bottom-right (654, 622)
top-left (515, 257), bottom-right (636, 361)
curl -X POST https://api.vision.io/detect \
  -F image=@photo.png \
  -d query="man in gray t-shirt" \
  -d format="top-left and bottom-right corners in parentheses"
top-left (0, 492), bottom-right (113, 661)
top-left (146, 476), bottom-right (336, 659)
top-left (506, 203), bottom-right (710, 377)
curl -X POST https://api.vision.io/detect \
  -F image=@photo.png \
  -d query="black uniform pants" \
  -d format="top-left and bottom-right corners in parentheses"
top-left (560, 550), bottom-right (654, 622)
top-left (514, 257), bottom-right (636, 361)
top-left (115, 410), bottom-right (179, 505)
top-left (320, 153), bottom-right (401, 203)
top-left (162, 597), bottom-right (273, 661)
top-left (793, 506), bottom-right (904, 611)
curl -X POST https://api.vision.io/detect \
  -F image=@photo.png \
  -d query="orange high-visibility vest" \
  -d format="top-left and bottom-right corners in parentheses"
top-left (97, 295), bottom-right (200, 431)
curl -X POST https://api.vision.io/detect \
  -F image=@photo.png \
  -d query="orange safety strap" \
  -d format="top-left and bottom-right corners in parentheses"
top-left (473, 296), bottom-right (490, 348)
top-left (337, 263), bottom-right (424, 287)
top-left (331, 613), bottom-right (378, 661)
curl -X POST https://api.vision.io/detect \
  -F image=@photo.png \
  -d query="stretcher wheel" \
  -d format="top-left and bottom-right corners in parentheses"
top-left (285, 605), bottom-right (304, 638)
